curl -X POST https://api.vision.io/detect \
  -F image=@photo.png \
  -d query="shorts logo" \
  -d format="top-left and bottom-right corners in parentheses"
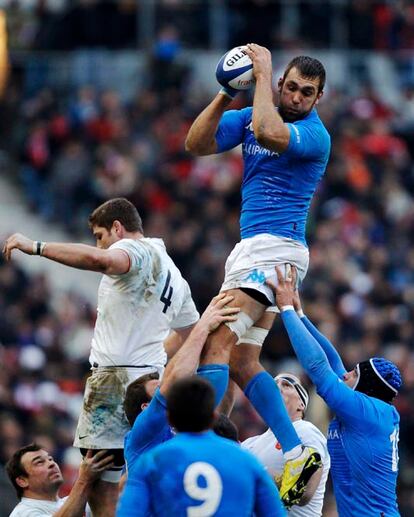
top-left (244, 269), bottom-right (266, 284)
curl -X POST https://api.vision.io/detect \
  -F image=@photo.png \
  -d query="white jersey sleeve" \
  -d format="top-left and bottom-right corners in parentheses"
top-left (109, 238), bottom-right (150, 274)
top-left (9, 497), bottom-right (66, 516)
top-left (170, 279), bottom-right (199, 329)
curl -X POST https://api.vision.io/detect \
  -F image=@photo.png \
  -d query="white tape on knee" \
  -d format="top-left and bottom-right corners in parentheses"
top-left (225, 311), bottom-right (254, 340)
top-left (237, 326), bottom-right (269, 347)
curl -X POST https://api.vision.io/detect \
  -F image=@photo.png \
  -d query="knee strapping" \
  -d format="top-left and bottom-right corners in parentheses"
top-left (237, 326), bottom-right (269, 347)
top-left (225, 311), bottom-right (254, 340)
top-left (101, 467), bottom-right (123, 483)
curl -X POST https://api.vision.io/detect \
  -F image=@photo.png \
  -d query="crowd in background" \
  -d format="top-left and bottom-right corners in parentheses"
top-left (0, 4), bottom-right (413, 517)
top-left (2, 0), bottom-right (414, 51)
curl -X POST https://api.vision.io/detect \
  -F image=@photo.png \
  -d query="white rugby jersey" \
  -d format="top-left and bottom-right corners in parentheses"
top-left (242, 419), bottom-right (330, 516)
top-left (89, 238), bottom-right (199, 367)
top-left (9, 497), bottom-right (66, 516)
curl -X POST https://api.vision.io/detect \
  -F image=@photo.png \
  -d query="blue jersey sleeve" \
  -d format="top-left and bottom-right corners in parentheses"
top-left (281, 310), bottom-right (373, 426)
top-left (128, 389), bottom-right (168, 451)
top-left (117, 457), bottom-right (151, 516)
top-left (215, 109), bottom-right (248, 153)
top-left (253, 459), bottom-right (286, 516)
top-left (196, 364), bottom-right (229, 406)
top-left (300, 316), bottom-right (346, 377)
top-left (286, 117), bottom-right (330, 160)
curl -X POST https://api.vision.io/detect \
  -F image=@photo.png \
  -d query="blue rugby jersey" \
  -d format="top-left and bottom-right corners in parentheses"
top-left (281, 310), bottom-right (400, 517)
top-left (117, 430), bottom-right (286, 517)
top-left (215, 107), bottom-right (330, 246)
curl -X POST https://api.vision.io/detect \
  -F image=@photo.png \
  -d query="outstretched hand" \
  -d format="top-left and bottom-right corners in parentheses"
top-left (266, 265), bottom-right (298, 311)
top-left (78, 450), bottom-right (114, 484)
top-left (3, 233), bottom-right (34, 261)
top-left (199, 293), bottom-right (240, 333)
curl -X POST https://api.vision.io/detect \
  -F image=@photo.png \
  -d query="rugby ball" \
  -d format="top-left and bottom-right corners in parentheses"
top-left (216, 46), bottom-right (254, 91)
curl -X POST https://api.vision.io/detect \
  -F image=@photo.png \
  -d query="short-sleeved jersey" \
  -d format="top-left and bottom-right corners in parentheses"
top-left (242, 419), bottom-right (330, 517)
top-left (215, 107), bottom-right (330, 246)
top-left (317, 373), bottom-right (400, 516)
top-left (90, 237), bottom-right (199, 367)
top-left (118, 430), bottom-right (285, 517)
top-left (9, 497), bottom-right (66, 517)
top-left (327, 418), bottom-right (352, 517)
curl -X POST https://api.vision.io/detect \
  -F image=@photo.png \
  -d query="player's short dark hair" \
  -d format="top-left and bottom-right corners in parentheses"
top-left (88, 198), bottom-right (143, 233)
top-left (6, 443), bottom-right (42, 499)
top-left (166, 377), bottom-right (215, 433)
top-left (212, 414), bottom-right (239, 442)
top-left (283, 55), bottom-right (326, 93)
top-left (124, 372), bottom-right (160, 426)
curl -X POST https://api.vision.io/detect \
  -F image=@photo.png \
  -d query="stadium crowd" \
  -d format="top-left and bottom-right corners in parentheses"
top-left (3, 0), bottom-right (414, 51)
top-left (0, 10), bottom-right (414, 517)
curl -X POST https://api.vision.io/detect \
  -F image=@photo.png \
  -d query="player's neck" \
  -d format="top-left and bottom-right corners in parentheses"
top-left (123, 231), bottom-right (144, 240)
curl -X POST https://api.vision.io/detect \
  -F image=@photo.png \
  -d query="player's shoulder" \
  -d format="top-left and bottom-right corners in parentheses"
top-left (9, 500), bottom-right (52, 517)
top-left (294, 109), bottom-right (330, 135)
top-left (352, 391), bottom-right (400, 429)
top-left (295, 419), bottom-right (326, 438)
top-left (294, 420), bottom-right (328, 460)
top-left (242, 428), bottom-right (272, 449)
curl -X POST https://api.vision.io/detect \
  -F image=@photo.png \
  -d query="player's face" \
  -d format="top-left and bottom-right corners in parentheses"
top-left (278, 67), bottom-right (323, 122)
top-left (92, 225), bottom-right (118, 249)
top-left (343, 368), bottom-right (358, 388)
top-left (19, 450), bottom-right (63, 495)
top-left (276, 379), bottom-right (304, 418)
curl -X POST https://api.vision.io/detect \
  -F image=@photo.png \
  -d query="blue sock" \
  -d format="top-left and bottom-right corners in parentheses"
top-left (197, 364), bottom-right (229, 407)
top-left (244, 371), bottom-right (301, 453)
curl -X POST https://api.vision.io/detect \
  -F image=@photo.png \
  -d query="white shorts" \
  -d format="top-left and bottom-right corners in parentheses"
top-left (221, 233), bottom-right (309, 306)
top-left (74, 365), bottom-right (163, 450)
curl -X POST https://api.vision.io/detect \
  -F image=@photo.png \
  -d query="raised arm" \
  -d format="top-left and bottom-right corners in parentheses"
top-left (160, 293), bottom-right (239, 395)
top-left (292, 291), bottom-right (346, 377)
top-left (185, 92), bottom-right (233, 155)
top-left (269, 267), bottom-right (371, 424)
top-left (54, 450), bottom-right (114, 517)
top-left (3, 233), bottom-right (130, 275)
top-left (244, 44), bottom-right (290, 153)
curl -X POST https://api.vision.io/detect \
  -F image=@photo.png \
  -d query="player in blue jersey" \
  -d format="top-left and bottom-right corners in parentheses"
top-left (121, 293), bottom-right (239, 487)
top-left (268, 265), bottom-right (402, 517)
top-left (117, 376), bottom-right (286, 517)
top-left (185, 46), bottom-right (329, 505)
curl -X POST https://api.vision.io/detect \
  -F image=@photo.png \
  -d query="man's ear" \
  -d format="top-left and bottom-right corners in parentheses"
top-left (113, 220), bottom-right (124, 237)
top-left (314, 90), bottom-right (324, 106)
top-left (141, 402), bottom-right (149, 411)
top-left (277, 77), bottom-right (283, 92)
top-left (15, 475), bottom-right (29, 489)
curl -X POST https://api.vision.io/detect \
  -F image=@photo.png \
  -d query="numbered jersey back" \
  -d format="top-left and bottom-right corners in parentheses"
top-left (134, 430), bottom-right (282, 516)
top-left (90, 238), bottom-right (199, 367)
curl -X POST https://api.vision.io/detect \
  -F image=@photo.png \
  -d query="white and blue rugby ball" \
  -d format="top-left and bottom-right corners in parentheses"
top-left (216, 46), bottom-right (254, 91)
